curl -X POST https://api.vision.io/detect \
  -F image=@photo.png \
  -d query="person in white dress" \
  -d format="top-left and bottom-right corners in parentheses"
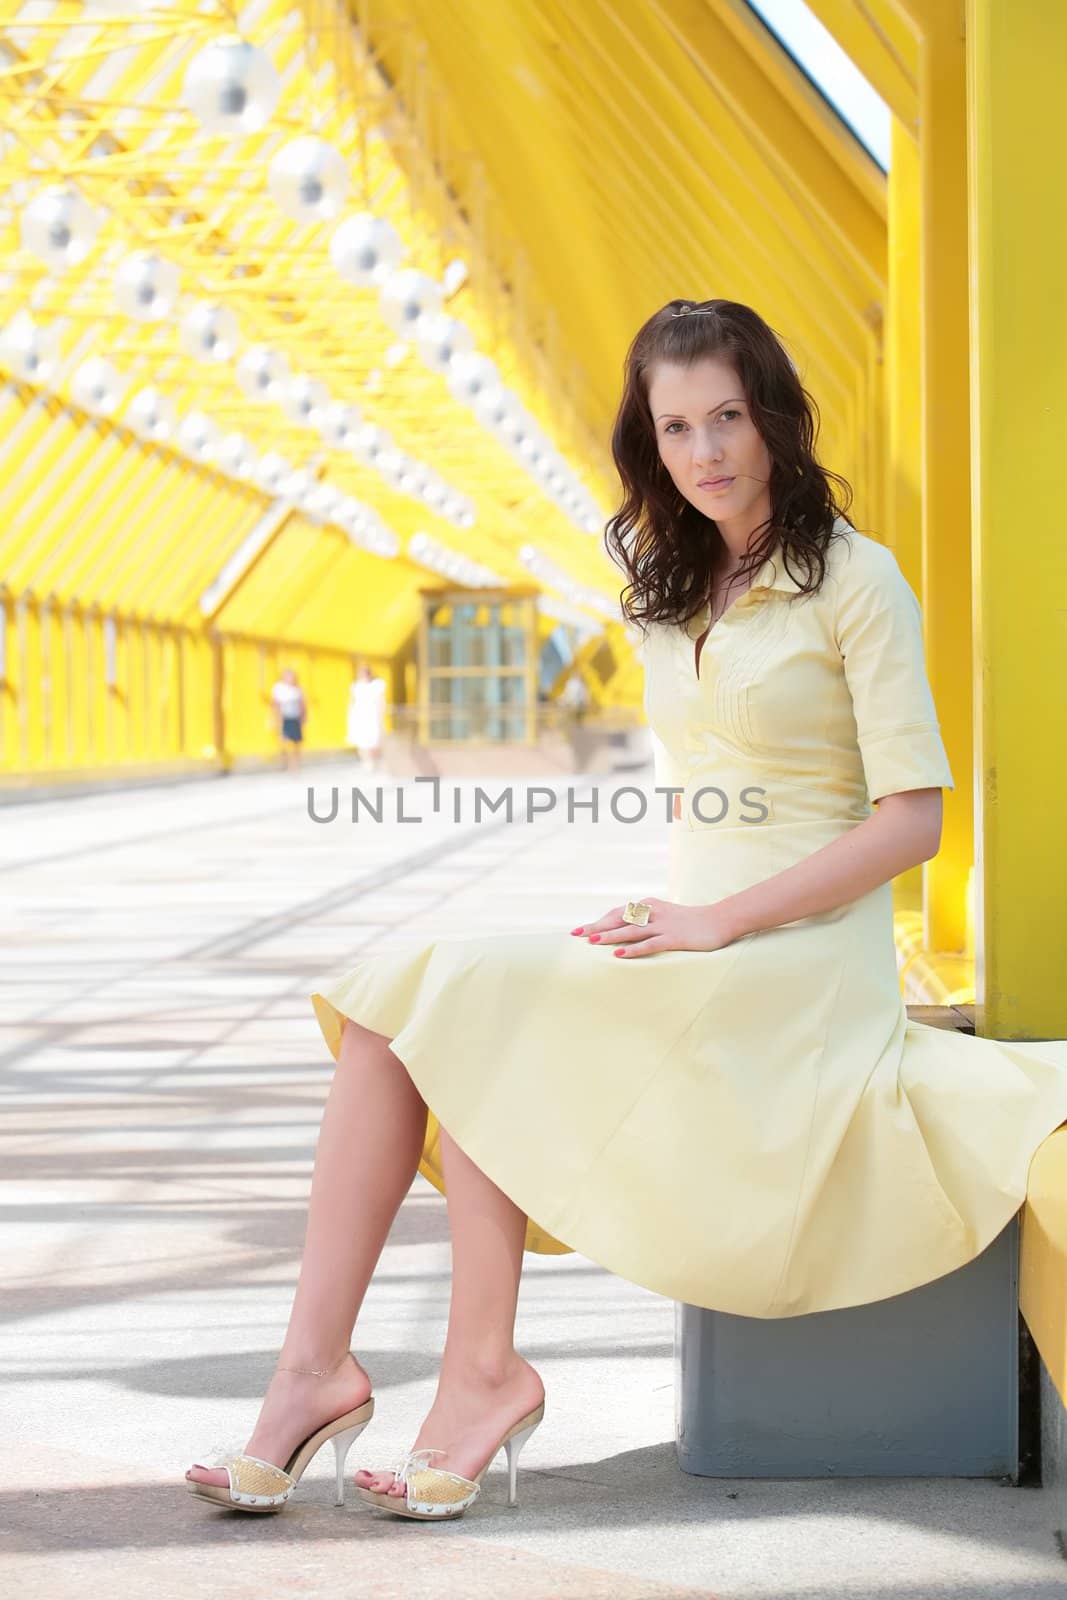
top-left (346, 664), bottom-right (388, 773)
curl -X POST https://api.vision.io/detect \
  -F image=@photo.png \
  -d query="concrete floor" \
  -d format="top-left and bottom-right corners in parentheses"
top-left (2, 762), bottom-right (1065, 1600)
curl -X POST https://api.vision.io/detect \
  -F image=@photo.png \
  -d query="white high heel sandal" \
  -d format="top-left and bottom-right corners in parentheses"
top-left (187, 1401), bottom-right (374, 1513)
top-left (355, 1400), bottom-right (545, 1521)
top-left (186, 1352), bottom-right (374, 1515)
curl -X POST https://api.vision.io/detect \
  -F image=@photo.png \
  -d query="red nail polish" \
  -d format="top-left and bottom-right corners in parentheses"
top-left (589, 934), bottom-right (600, 942)
top-left (615, 949), bottom-right (626, 956)
top-left (571, 927), bottom-right (584, 935)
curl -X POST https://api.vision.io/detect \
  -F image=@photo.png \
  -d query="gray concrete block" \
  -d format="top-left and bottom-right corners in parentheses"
top-left (676, 1218), bottom-right (1020, 1478)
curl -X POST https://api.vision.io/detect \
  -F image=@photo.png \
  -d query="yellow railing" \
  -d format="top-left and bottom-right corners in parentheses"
top-left (0, 585), bottom-right (388, 782)
top-left (0, 584), bottom-right (641, 784)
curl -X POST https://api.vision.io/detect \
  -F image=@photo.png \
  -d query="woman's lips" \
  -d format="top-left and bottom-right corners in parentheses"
top-left (698, 476), bottom-right (734, 490)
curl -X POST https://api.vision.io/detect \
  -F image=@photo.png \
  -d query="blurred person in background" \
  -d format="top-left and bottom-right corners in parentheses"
top-left (558, 670), bottom-right (590, 721)
top-left (270, 667), bottom-right (307, 773)
top-left (346, 663), bottom-right (388, 775)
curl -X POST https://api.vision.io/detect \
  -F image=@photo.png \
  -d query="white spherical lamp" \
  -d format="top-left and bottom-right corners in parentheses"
top-left (70, 356), bottom-right (126, 416)
top-left (182, 36), bottom-right (280, 136)
top-left (113, 251), bottom-right (180, 322)
top-left (180, 301), bottom-right (240, 363)
top-left (329, 211), bottom-right (404, 287)
top-left (377, 268), bottom-right (444, 336)
top-left (20, 186), bottom-right (100, 270)
top-left (268, 136), bottom-right (349, 222)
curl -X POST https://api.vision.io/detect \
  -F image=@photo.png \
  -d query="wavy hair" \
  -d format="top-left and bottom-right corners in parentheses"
top-left (605, 298), bottom-right (854, 635)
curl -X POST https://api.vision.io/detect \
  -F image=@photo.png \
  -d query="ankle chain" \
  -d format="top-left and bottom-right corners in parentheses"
top-left (275, 1349), bottom-right (352, 1378)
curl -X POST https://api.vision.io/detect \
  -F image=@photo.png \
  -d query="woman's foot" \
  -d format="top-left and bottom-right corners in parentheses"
top-left (355, 1352), bottom-right (544, 1498)
top-left (186, 1351), bottom-right (373, 1490)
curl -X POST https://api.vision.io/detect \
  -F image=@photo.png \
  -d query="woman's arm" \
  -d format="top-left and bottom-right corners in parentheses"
top-left (576, 788), bottom-right (944, 956)
top-left (717, 787), bottom-right (943, 942)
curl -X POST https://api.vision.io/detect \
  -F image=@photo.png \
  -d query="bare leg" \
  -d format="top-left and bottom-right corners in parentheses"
top-left (187, 1018), bottom-right (427, 1487)
top-left (356, 1124), bottom-right (544, 1497)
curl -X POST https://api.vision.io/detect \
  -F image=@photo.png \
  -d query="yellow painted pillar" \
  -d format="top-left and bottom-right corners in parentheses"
top-left (908, 0), bottom-right (974, 957)
top-left (884, 116), bottom-right (925, 917)
top-left (864, 326), bottom-right (886, 545)
top-left (966, 0), bottom-right (1067, 1039)
top-left (884, 118), bottom-right (922, 588)
top-left (210, 630), bottom-right (229, 771)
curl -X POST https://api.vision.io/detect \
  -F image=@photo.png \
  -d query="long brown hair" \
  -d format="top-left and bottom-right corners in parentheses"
top-left (605, 298), bottom-right (854, 635)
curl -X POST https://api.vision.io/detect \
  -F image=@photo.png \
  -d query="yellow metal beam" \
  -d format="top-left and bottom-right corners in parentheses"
top-left (891, 0), bottom-right (973, 959)
top-left (712, 0), bottom-right (897, 205)
top-left (673, 0), bottom-right (887, 296)
top-left (884, 118), bottom-right (923, 586)
top-left (965, 0), bottom-right (1067, 1039)
top-left (803, 0), bottom-right (920, 133)
top-left (566, 0), bottom-right (877, 346)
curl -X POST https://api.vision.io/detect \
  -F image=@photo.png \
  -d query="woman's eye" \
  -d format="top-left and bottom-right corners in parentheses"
top-left (663, 411), bottom-right (740, 435)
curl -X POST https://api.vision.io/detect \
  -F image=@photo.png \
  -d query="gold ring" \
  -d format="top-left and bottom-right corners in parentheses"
top-left (622, 900), bottom-right (652, 926)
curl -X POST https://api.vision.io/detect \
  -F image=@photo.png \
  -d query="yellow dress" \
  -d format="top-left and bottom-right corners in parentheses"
top-left (310, 519), bottom-right (1067, 1317)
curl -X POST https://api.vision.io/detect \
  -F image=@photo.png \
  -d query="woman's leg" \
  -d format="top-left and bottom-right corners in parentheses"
top-left (356, 1124), bottom-right (544, 1497)
top-left (187, 1017), bottom-right (428, 1486)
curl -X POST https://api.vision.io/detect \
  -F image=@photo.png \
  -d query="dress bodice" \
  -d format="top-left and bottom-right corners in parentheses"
top-left (639, 520), bottom-right (954, 900)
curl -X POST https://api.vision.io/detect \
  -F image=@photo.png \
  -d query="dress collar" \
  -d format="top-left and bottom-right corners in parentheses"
top-left (677, 518), bottom-right (853, 640)
top-left (749, 542), bottom-right (805, 594)
top-left (680, 540), bottom-right (803, 639)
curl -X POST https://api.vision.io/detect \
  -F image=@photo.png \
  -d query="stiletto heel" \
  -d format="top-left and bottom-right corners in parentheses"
top-left (355, 1399), bottom-right (545, 1521)
top-left (330, 1423), bottom-right (365, 1506)
top-left (503, 1415), bottom-right (540, 1507)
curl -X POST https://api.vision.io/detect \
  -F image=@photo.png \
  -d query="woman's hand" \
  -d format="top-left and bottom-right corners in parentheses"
top-left (569, 898), bottom-right (738, 958)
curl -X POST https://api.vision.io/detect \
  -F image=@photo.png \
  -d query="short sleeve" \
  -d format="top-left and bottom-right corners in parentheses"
top-left (832, 539), bottom-right (955, 804)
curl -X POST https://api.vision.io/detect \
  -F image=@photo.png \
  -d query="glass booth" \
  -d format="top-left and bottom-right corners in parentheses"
top-left (416, 586), bottom-right (540, 744)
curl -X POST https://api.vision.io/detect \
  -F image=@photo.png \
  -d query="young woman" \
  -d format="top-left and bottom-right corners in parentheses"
top-left (187, 298), bottom-right (1067, 1521)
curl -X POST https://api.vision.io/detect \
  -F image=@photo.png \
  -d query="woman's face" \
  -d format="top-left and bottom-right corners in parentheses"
top-left (647, 356), bottom-right (772, 536)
